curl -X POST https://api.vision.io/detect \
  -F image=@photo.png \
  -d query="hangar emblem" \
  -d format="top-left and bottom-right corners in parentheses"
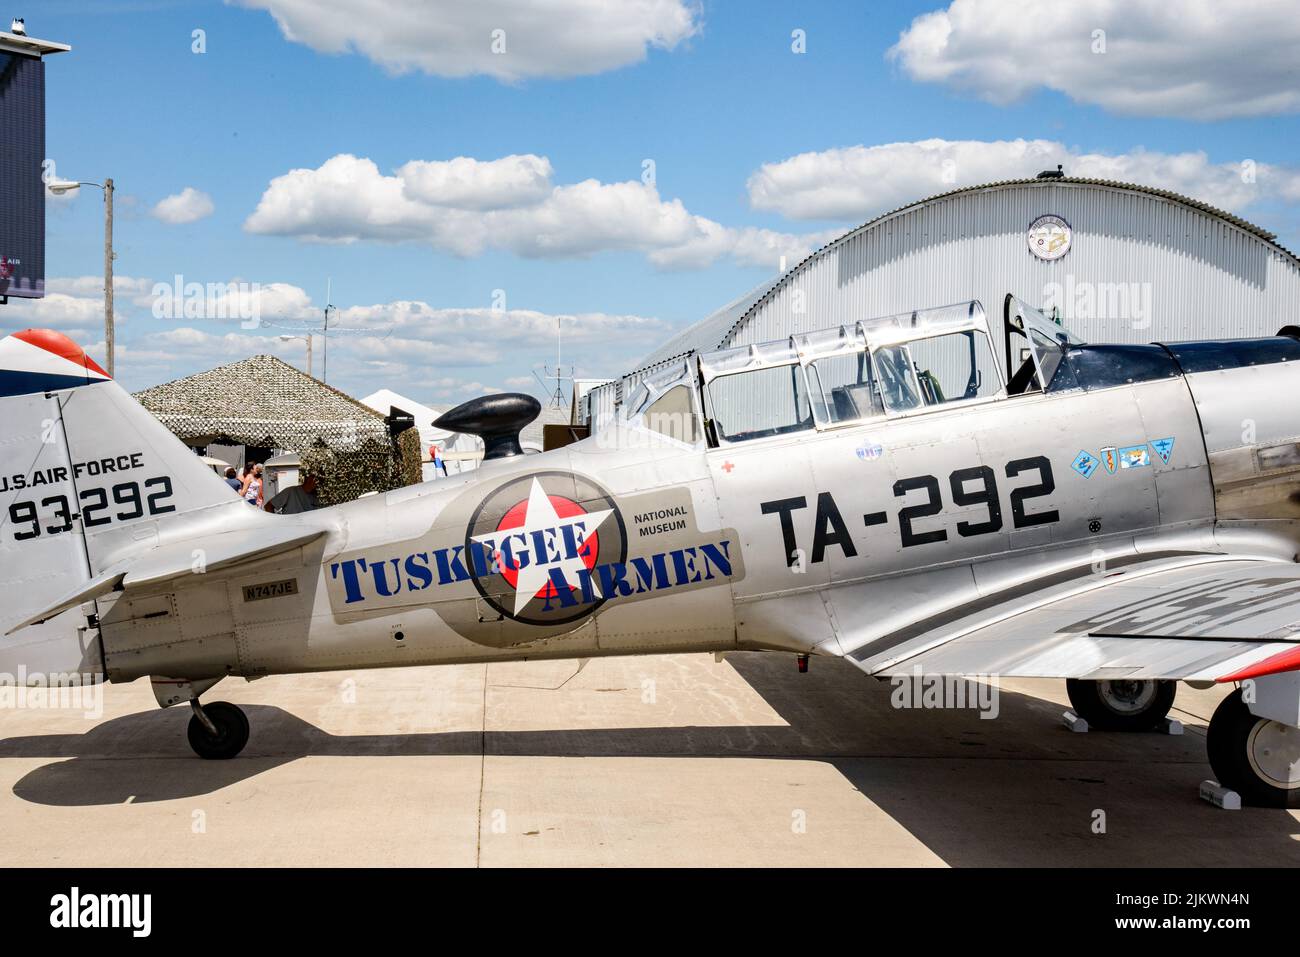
top-left (1027, 214), bottom-right (1072, 261)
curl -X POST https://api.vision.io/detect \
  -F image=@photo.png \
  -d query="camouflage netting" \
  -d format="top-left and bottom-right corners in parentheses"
top-left (395, 427), bottom-right (424, 487)
top-left (298, 435), bottom-right (421, 506)
top-left (134, 354), bottom-right (421, 504)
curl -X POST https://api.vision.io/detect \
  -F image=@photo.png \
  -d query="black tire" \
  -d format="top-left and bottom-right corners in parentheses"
top-left (1065, 678), bottom-right (1176, 731)
top-left (187, 701), bottom-right (250, 760)
top-left (1207, 689), bottom-right (1300, 808)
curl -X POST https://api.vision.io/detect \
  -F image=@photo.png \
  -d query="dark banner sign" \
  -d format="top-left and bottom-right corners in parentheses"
top-left (0, 51), bottom-right (45, 299)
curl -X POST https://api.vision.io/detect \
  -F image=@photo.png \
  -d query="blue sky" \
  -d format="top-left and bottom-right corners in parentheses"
top-left (8, 0), bottom-right (1300, 401)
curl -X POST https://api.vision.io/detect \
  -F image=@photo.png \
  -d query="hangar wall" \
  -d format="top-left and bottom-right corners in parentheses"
top-left (730, 178), bottom-right (1300, 350)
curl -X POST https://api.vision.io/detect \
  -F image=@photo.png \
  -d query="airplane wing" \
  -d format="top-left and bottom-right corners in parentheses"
top-left (5, 524), bottom-right (327, 635)
top-left (844, 556), bottom-right (1300, 684)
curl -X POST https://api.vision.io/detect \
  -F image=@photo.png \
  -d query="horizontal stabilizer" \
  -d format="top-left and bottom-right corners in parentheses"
top-left (6, 525), bottom-right (326, 635)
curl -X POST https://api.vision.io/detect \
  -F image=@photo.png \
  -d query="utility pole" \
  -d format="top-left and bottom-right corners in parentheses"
top-left (103, 178), bottom-right (114, 376)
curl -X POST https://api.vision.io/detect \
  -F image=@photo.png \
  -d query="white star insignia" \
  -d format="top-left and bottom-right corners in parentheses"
top-left (472, 478), bottom-right (612, 615)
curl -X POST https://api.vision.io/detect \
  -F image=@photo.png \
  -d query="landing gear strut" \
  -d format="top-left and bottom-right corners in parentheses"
top-left (187, 700), bottom-right (250, 759)
top-left (1207, 689), bottom-right (1300, 808)
top-left (1065, 678), bottom-right (1176, 731)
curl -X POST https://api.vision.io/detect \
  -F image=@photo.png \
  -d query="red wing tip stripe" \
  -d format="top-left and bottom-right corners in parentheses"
top-left (1217, 645), bottom-right (1300, 683)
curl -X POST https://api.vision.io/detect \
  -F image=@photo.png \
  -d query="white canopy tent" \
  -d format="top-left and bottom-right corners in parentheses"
top-left (359, 388), bottom-right (483, 480)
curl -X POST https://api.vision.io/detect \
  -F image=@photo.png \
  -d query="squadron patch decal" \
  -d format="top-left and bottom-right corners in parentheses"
top-left (1119, 444), bottom-right (1151, 469)
top-left (1100, 446), bottom-right (1118, 475)
top-left (1071, 450), bottom-right (1100, 478)
top-left (1073, 438), bottom-right (1172, 479)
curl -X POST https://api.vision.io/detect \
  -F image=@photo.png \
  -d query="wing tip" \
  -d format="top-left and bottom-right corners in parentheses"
top-left (1217, 645), bottom-right (1300, 683)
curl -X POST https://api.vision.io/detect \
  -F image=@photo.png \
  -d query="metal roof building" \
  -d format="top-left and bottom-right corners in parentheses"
top-left (585, 176), bottom-right (1300, 429)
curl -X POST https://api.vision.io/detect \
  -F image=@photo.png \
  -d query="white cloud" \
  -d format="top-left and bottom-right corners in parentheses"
top-left (151, 187), bottom-right (215, 225)
top-left (336, 299), bottom-right (669, 350)
top-left (1, 274), bottom-right (322, 341)
top-left (889, 0), bottom-right (1300, 120)
top-left (0, 293), bottom-right (107, 331)
top-left (0, 275), bottom-right (155, 331)
top-left (3, 271), bottom-right (670, 402)
top-left (246, 152), bottom-right (829, 269)
top-left (6, 279), bottom-right (669, 402)
top-left (124, 326), bottom-right (298, 364)
top-left (243, 155), bottom-right (432, 244)
top-left (397, 155), bottom-right (553, 209)
top-left (747, 139), bottom-right (1300, 222)
top-left (46, 275), bottom-right (157, 300)
top-left (316, 302), bottom-right (673, 398)
top-left (234, 0), bottom-right (700, 81)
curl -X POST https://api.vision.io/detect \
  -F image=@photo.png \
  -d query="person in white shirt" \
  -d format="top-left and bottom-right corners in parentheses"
top-left (239, 463), bottom-right (264, 507)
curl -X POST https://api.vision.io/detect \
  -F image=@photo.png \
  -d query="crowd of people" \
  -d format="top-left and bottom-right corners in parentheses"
top-left (222, 462), bottom-right (319, 514)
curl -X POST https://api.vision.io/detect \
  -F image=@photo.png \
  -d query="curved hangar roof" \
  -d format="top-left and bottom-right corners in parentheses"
top-left (636, 176), bottom-right (1300, 371)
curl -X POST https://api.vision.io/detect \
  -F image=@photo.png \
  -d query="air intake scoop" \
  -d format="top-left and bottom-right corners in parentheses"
top-left (434, 393), bottom-right (540, 461)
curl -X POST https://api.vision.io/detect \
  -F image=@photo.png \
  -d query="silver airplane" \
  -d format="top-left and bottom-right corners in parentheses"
top-left (3, 295), bottom-right (1300, 807)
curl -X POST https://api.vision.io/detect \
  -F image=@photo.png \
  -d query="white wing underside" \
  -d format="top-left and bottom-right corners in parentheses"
top-left (844, 556), bottom-right (1300, 683)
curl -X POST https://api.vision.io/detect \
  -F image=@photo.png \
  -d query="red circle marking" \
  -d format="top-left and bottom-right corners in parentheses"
top-left (493, 495), bottom-right (600, 600)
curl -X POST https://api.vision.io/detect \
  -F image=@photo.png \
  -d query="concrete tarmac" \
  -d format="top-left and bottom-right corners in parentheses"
top-left (0, 652), bottom-right (1296, 866)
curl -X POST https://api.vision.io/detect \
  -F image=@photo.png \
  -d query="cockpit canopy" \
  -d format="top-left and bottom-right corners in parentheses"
top-left (619, 294), bottom-right (1182, 448)
top-left (694, 301), bottom-right (1003, 445)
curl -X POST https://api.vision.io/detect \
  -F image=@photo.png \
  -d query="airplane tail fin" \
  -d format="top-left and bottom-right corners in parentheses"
top-left (0, 329), bottom-right (252, 680)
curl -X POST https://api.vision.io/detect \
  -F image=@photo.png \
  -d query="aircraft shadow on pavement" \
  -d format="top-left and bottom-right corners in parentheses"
top-left (725, 654), bottom-right (1300, 867)
top-left (2, 652), bottom-right (1297, 866)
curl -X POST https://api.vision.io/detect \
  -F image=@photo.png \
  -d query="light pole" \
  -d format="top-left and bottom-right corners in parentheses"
top-left (48, 178), bottom-right (114, 375)
top-left (279, 334), bottom-right (314, 377)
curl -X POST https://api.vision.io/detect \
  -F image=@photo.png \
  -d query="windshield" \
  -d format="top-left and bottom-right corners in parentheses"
top-left (1005, 295), bottom-right (1084, 394)
top-left (708, 363), bottom-right (812, 443)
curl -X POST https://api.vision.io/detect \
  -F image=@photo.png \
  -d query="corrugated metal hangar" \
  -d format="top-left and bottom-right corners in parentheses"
top-left (584, 174), bottom-right (1300, 431)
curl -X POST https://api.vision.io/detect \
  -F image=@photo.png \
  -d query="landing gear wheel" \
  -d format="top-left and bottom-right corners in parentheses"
top-left (1207, 689), bottom-right (1300, 808)
top-left (1065, 678), bottom-right (1176, 731)
top-left (187, 701), bottom-right (250, 759)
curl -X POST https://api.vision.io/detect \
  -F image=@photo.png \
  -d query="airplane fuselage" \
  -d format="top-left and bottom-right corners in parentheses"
top-left (93, 349), bottom-right (1300, 684)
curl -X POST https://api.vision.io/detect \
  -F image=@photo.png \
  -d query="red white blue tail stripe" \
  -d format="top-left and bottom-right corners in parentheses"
top-left (0, 329), bottom-right (111, 397)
